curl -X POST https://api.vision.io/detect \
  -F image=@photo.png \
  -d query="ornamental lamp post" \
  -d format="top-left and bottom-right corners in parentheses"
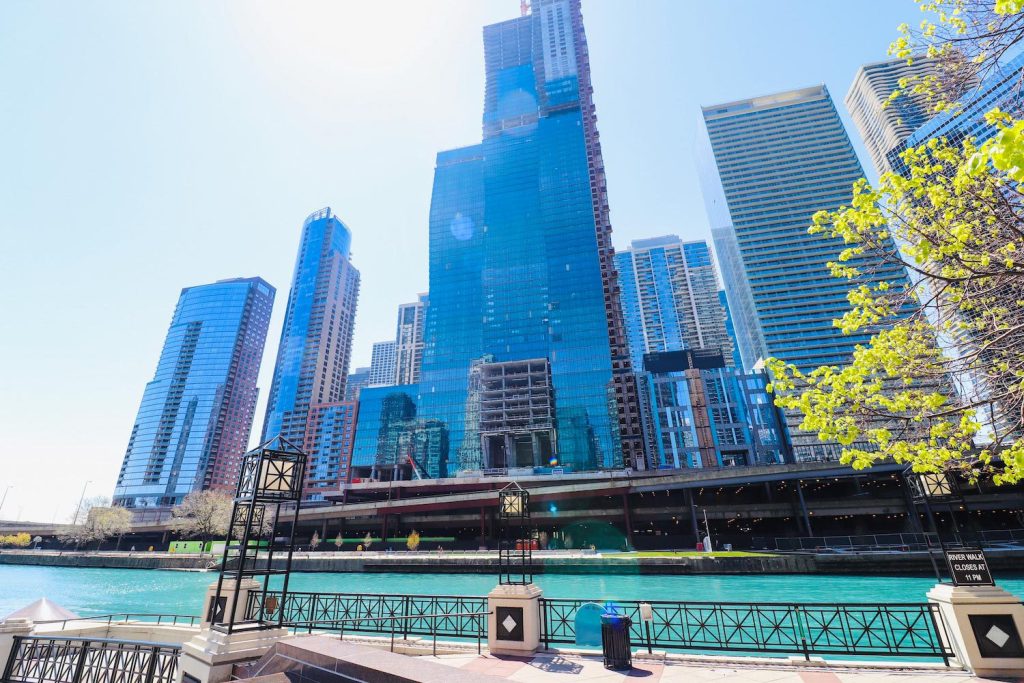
top-left (497, 483), bottom-right (532, 585)
top-left (904, 467), bottom-right (967, 582)
top-left (209, 436), bottom-right (307, 634)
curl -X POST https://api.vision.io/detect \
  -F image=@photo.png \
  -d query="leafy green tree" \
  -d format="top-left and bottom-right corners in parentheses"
top-left (768, 0), bottom-right (1024, 484)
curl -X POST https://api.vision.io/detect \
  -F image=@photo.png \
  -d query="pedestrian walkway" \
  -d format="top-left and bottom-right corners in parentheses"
top-left (428, 652), bottom-right (1004, 682)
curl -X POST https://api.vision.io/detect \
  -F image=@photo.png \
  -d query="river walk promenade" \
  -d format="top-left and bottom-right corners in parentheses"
top-left (431, 651), bottom-right (989, 682)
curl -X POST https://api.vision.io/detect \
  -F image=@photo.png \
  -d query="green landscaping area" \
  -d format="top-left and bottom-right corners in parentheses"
top-left (605, 551), bottom-right (776, 558)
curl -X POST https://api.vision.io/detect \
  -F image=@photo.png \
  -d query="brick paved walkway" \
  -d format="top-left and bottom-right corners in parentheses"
top-left (429, 652), bottom-right (1018, 682)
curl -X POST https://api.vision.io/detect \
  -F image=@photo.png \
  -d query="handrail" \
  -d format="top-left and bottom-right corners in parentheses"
top-left (326, 610), bottom-right (491, 656)
top-left (32, 613), bottom-right (201, 630)
top-left (6, 634), bottom-right (181, 648)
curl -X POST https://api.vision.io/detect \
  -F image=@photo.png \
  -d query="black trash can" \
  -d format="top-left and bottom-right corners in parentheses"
top-left (600, 612), bottom-right (632, 670)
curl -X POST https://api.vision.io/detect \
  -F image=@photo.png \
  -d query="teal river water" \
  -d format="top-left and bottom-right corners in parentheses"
top-left (2, 565), bottom-right (1024, 617)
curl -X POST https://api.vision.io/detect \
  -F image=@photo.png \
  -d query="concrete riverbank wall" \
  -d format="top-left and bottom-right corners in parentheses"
top-left (3, 548), bottom-right (1023, 575)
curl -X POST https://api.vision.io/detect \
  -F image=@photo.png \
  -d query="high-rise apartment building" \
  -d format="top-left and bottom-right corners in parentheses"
top-left (368, 340), bottom-right (397, 387)
top-left (697, 85), bottom-right (912, 459)
top-left (395, 293), bottom-right (428, 385)
top-left (845, 57), bottom-right (943, 175)
top-left (262, 207), bottom-right (360, 448)
top-left (113, 277), bottom-right (274, 507)
top-left (344, 366), bottom-right (371, 402)
top-left (615, 236), bottom-right (733, 370)
top-left (354, 0), bottom-right (641, 478)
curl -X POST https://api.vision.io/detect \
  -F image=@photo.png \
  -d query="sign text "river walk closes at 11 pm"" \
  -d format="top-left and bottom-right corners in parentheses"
top-left (944, 548), bottom-right (994, 586)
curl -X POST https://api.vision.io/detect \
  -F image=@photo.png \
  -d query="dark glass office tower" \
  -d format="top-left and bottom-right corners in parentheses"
top-left (113, 277), bottom-right (275, 507)
top-left (380, 0), bottom-right (639, 476)
top-left (262, 207), bottom-right (360, 448)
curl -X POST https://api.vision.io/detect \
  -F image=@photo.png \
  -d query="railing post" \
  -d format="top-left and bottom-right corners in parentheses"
top-left (144, 646), bottom-right (160, 683)
top-left (926, 604), bottom-right (952, 667)
top-left (403, 596), bottom-right (410, 641)
top-left (2, 635), bottom-right (22, 682)
top-left (539, 599), bottom-right (548, 650)
top-left (72, 641), bottom-right (90, 683)
top-left (793, 606), bottom-right (809, 662)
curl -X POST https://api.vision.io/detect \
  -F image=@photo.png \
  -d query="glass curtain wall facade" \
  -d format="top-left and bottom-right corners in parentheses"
top-left (359, 0), bottom-right (636, 479)
top-left (720, 290), bottom-right (743, 368)
top-left (303, 401), bottom-right (358, 500)
top-left (640, 350), bottom-right (791, 470)
top-left (615, 236), bottom-right (733, 370)
top-left (262, 207), bottom-right (360, 448)
top-left (697, 85), bottom-right (912, 459)
top-left (113, 277), bottom-right (275, 507)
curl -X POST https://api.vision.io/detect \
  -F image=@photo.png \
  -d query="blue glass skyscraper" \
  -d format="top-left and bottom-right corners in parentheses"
top-left (352, 0), bottom-right (641, 478)
top-left (262, 207), bottom-right (360, 450)
top-left (113, 277), bottom-right (275, 507)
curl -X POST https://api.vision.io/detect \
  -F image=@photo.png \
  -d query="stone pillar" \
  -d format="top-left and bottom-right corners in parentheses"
top-left (201, 579), bottom-right (262, 628)
top-left (0, 619), bottom-right (33, 672)
top-left (927, 583), bottom-right (1024, 677)
top-left (487, 583), bottom-right (543, 656)
top-left (176, 625), bottom-right (290, 683)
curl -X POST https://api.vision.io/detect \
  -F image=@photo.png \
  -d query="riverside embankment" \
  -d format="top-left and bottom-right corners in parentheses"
top-left (3, 547), bottom-right (1023, 575)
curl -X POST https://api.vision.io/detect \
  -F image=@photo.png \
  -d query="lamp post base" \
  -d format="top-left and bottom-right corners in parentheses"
top-left (927, 583), bottom-right (1024, 677)
top-left (488, 583), bottom-right (542, 656)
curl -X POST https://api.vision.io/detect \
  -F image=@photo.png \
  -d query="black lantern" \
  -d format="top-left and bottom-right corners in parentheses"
top-left (210, 436), bottom-right (307, 633)
top-left (906, 471), bottom-right (958, 502)
top-left (497, 482), bottom-right (533, 585)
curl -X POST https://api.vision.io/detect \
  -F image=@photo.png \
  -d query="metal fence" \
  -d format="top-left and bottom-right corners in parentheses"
top-left (247, 590), bottom-right (488, 641)
top-left (2, 636), bottom-right (180, 683)
top-left (251, 589), bottom-right (953, 662)
top-left (540, 599), bottom-right (952, 662)
top-left (770, 528), bottom-right (1024, 552)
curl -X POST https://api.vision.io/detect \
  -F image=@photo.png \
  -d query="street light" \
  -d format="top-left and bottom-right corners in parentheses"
top-left (73, 481), bottom-right (92, 525)
top-left (0, 486), bottom-right (13, 517)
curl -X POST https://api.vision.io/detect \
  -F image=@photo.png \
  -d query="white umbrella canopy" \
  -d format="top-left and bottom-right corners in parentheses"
top-left (5, 598), bottom-right (80, 622)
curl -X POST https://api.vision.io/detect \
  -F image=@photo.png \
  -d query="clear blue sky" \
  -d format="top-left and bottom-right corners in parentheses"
top-left (0, 1), bottom-right (919, 523)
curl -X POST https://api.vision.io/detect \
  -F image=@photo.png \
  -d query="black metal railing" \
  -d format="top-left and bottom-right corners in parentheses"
top-left (540, 599), bottom-right (952, 663)
top-left (247, 591), bottom-right (488, 641)
top-left (246, 589), bottom-right (954, 663)
top-left (2, 636), bottom-right (180, 683)
top-left (31, 614), bottom-right (201, 631)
